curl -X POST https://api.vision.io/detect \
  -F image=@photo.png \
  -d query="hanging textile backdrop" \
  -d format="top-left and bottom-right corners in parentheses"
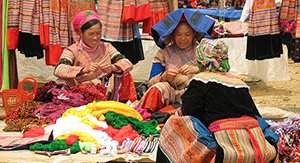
top-left (16, 37), bottom-right (290, 83)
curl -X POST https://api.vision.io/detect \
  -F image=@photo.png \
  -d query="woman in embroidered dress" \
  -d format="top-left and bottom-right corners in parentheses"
top-left (139, 8), bottom-right (215, 113)
top-left (139, 20), bottom-right (202, 113)
top-left (156, 38), bottom-right (279, 163)
top-left (54, 10), bottom-right (136, 102)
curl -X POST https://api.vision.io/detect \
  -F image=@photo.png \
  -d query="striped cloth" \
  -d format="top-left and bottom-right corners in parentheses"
top-left (208, 116), bottom-right (277, 163)
top-left (97, 0), bottom-right (136, 42)
top-left (47, 0), bottom-right (70, 65)
top-left (279, 0), bottom-right (297, 34)
top-left (159, 115), bottom-right (216, 163)
top-left (39, 0), bottom-right (50, 47)
top-left (248, 0), bottom-right (280, 36)
top-left (18, 0), bottom-right (40, 35)
top-left (7, 0), bottom-right (20, 50)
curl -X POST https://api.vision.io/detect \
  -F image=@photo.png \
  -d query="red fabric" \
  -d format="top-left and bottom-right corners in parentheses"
top-left (40, 23), bottom-right (50, 47)
top-left (140, 87), bottom-right (163, 112)
top-left (246, 128), bottom-right (264, 163)
top-left (119, 74), bottom-right (137, 102)
top-left (159, 105), bottom-right (177, 114)
top-left (7, 28), bottom-right (19, 50)
top-left (70, 83), bottom-right (107, 103)
top-left (122, 5), bottom-right (136, 24)
top-left (66, 134), bottom-right (79, 146)
top-left (97, 125), bottom-right (138, 145)
top-left (23, 127), bottom-right (45, 138)
top-left (122, 3), bottom-right (151, 24)
top-left (134, 3), bottom-right (151, 22)
top-left (46, 44), bottom-right (64, 66)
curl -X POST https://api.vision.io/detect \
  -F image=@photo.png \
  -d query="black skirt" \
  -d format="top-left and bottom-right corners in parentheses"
top-left (246, 33), bottom-right (283, 60)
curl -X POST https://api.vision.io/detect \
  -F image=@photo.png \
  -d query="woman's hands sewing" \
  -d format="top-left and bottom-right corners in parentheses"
top-left (179, 64), bottom-right (199, 75)
top-left (82, 62), bottom-right (121, 76)
top-left (161, 64), bottom-right (199, 82)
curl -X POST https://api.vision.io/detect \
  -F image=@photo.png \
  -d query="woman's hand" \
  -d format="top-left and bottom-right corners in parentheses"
top-left (162, 69), bottom-right (179, 81)
top-left (82, 63), bottom-right (99, 73)
top-left (179, 64), bottom-right (199, 75)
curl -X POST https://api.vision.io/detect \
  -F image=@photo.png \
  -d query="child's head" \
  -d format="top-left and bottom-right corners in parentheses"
top-left (197, 38), bottom-right (230, 72)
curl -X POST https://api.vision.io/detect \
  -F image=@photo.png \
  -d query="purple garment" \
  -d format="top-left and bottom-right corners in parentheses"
top-left (32, 88), bottom-right (88, 122)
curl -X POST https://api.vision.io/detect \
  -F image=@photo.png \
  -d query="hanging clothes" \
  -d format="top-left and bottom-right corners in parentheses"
top-left (7, 0), bottom-right (20, 50)
top-left (46, 0), bottom-right (70, 66)
top-left (142, 0), bottom-right (170, 35)
top-left (39, 0), bottom-right (50, 49)
top-left (241, 0), bottom-right (283, 60)
top-left (97, 0), bottom-right (145, 64)
top-left (279, 0), bottom-right (300, 62)
top-left (17, 0), bottom-right (44, 59)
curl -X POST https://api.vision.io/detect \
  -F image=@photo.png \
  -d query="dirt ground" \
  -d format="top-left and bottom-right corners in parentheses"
top-left (247, 60), bottom-right (300, 114)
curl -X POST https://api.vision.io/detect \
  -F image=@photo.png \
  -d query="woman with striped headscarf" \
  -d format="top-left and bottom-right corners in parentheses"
top-left (54, 10), bottom-right (137, 102)
top-left (157, 38), bottom-right (279, 163)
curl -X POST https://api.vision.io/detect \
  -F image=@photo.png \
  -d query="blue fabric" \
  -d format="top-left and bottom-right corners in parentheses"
top-left (197, 8), bottom-right (242, 20)
top-left (151, 8), bottom-right (215, 49)
top-left (149, 63), bottom-right (164, 79)
top-left (135, 24), bottom-right (141, 39)
top-left (190, 116), bottom-right (217, 148)
top-left (256, 116), bottom-right (279, 145)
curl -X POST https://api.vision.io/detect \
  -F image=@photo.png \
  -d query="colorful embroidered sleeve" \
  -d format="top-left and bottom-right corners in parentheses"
top-left (54, 48), bottom-right (83, 79)
top-left (107, 43), bottom-right (133, 74)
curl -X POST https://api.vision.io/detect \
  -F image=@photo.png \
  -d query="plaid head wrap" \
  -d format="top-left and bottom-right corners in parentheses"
top-left (73, 10), bottom-right (100, 35)
top-left (197, 38), bottom-right (230, 72)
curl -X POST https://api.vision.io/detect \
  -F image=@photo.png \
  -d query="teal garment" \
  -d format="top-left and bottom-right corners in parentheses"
top-left (2, 0), bottom-right (9, 90)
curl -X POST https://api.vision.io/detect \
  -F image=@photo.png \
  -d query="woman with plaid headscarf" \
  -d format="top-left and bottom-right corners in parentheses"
top-left (156, 38), bottom-right (279, 163)
top-left (54, 10), bottom-right (137, 102)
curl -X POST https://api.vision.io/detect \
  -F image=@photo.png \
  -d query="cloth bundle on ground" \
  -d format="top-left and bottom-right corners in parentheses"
top-left (151, 8), bottom-right (215, 49)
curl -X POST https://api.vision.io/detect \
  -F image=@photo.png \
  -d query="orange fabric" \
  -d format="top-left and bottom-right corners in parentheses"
top-left (159, 105), bottom-right (177, 114)
top-left (39, 23), bottom-right (50, 47)
top-left (46, 44), bottom-right (64, 66)
top-left (140, 87), bottom-right (163, 112)
top-left (7, 28), bottom-right (19, 50)
top-left (118, 74), bottom-right (137, 102)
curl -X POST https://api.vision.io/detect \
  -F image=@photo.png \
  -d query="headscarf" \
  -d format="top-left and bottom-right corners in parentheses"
top-left (151, 8), bottom-right (215, 49)
top-left (197, 38), bottom-right (230, 72)
top-left (73, 10), bottom-right (101, 35)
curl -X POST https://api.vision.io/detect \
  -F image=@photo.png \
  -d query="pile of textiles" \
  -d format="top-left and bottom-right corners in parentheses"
top-left (0, 81), bottom-right (161, 158)
top-left (267, 115), bottom-right (300, 162)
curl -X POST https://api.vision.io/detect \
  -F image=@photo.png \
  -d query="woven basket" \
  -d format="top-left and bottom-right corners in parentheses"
top-left (2, 77), bottom-right (38, 115)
